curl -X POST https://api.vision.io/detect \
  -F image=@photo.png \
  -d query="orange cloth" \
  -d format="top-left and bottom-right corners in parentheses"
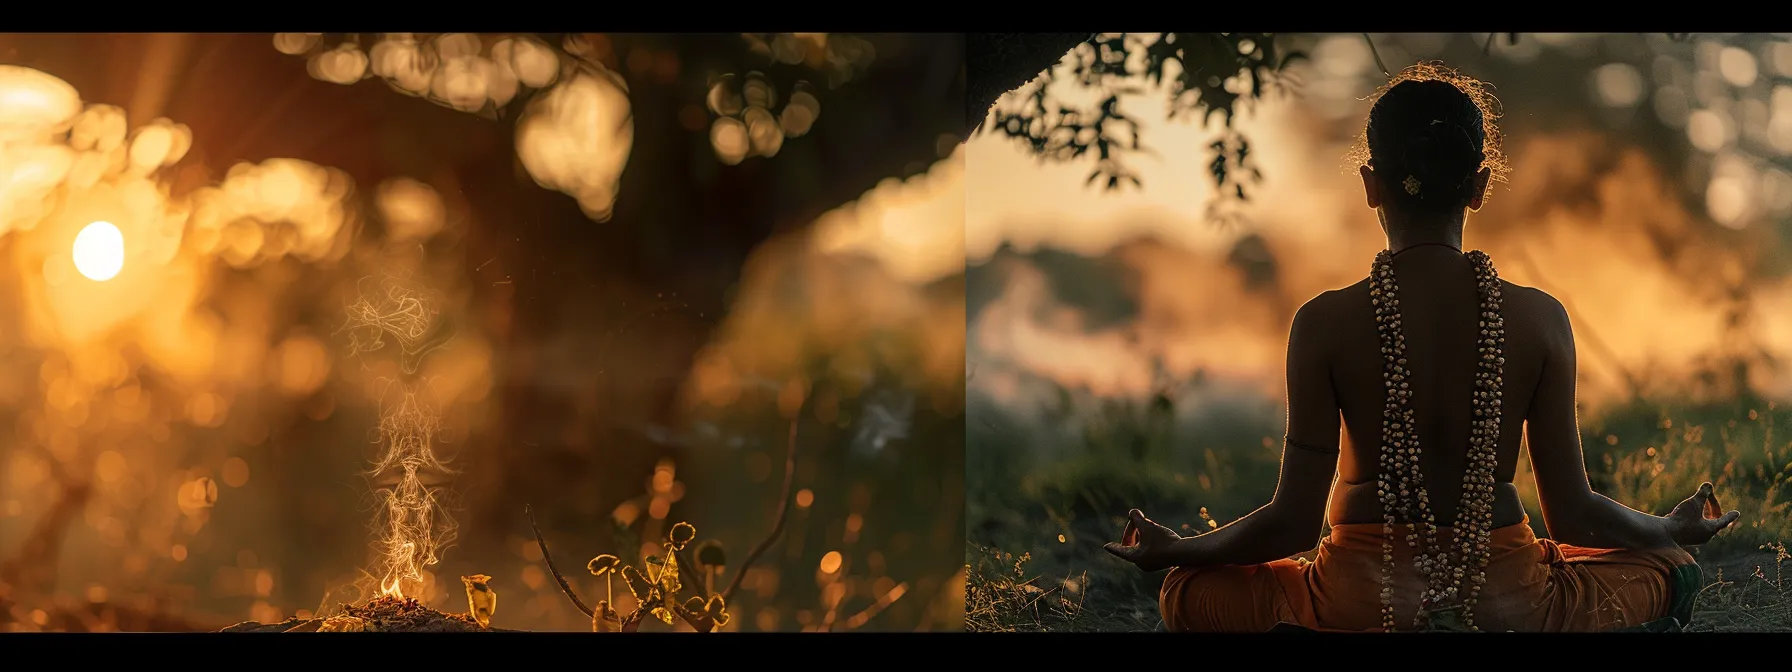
top-left (1159, 518), bottom-right (1695, 632)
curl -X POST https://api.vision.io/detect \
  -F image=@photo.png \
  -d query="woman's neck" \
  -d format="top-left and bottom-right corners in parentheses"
top-left (1384, 217), bottom-right (1465, 253)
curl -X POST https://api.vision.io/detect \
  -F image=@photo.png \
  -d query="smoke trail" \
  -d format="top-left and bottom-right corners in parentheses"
top-left (342, 271), bottom-right (457, 600)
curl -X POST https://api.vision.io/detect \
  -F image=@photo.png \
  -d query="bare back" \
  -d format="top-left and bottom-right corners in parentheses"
top-left (1308, 247), bottom-right (1560, 529)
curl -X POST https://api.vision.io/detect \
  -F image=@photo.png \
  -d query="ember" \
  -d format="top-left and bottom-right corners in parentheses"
top-left (220, 596), bottom-right (502, 633)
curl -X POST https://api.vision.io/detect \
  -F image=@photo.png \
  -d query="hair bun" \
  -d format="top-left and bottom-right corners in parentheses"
top-left (1400, 120), bottom-right (1479, 199)
top-left (1352, 63), bottom-right (1508, 211)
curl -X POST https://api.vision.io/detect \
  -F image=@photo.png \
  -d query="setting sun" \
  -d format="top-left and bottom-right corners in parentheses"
top-left (72, 220), bottom-right (124, 281)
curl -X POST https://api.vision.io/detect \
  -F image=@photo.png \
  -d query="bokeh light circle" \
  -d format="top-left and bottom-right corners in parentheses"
top-left (72, 220), bottom-right (125, 281)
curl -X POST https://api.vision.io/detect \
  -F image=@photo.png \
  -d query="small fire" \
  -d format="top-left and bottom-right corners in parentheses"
top-left (372, 449), bottom-right (449, 599)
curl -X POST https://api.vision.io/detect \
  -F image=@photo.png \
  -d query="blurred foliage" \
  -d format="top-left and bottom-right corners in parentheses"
top-left (0, 32), bottom-right (962, 633)
top-left (284, 32), bottom-right (863, 123)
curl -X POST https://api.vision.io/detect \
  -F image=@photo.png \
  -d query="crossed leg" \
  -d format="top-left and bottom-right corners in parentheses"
top-left (1158, 559), bottom-right (1308, 633)
top-left (1157, 542), bottom-right (1692, 632)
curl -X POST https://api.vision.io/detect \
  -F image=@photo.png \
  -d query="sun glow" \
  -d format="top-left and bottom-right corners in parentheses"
top-left (72, 220), bottom-right (124, 281)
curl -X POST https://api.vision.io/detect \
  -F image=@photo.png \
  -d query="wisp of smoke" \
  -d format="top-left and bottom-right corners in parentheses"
top-left (343, 269), bottom-right (459, 601)
top-left (364, 380), bottom-right (457, 600)
top-left (343, 274), bottom-right (452, 376)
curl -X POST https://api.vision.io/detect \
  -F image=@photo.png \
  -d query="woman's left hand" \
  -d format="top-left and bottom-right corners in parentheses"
top-left (1103, 509), bottom-right (1182, 572)
top-left (1662, 482), bottom-right (1741, 547)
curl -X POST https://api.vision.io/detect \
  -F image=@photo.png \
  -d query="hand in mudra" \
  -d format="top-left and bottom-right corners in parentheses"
top-left (1664, 482), bottom-right (1742, 547)
top-left (1103, 509), bottom-right (1181, 572)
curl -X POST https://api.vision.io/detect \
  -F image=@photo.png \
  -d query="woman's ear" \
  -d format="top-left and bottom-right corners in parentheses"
top-left (1360, 165), bottom-right (1382, 209)
top-left (1467, 166), bottom-right (1492, 211)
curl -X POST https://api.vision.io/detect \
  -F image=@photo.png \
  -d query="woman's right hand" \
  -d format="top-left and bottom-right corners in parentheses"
top-left (1662, 482), bottom-right (1741, 547)
top-left (1103, 509), bottom-right (1183, 572)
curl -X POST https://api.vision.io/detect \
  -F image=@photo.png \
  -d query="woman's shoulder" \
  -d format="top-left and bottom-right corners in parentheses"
top-left (1294, 279), bottom-right (1372, 325)
top-left (1305, 276), bottom-right (1374, 307)
top-left (1497, 279), bottom-right (1568, 318)
top-left (1496, 280), bottom-right (1578, 350)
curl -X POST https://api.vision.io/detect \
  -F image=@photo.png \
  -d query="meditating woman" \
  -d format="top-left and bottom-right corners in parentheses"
top-left (1103, 63), bottom-right (1743, 633)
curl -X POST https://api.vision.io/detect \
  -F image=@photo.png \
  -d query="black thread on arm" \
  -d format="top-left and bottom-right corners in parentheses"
top-left (1285, 438), bottom-right (1340, 455)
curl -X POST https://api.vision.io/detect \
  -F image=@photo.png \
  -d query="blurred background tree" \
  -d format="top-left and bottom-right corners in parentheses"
top-left (0, 32), bottom-right (965, 632)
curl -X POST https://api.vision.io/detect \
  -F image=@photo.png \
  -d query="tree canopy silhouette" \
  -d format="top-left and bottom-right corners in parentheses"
top-left (969, 32), bottom-right (1301, 208)
top-left (968, 32), bottom-right (1701, 206)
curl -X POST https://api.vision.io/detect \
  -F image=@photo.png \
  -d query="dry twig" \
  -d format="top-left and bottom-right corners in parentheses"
top-left (721, 419), bottom-right (800, 602)
top-left (526, 503), bottom-right (595, 618)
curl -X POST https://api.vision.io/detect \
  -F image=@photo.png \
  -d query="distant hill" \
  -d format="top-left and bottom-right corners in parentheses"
top-left (966, 241), bottom-right (1139, 331)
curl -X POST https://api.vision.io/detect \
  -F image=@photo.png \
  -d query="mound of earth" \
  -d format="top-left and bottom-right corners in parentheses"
top-left (220, 596), bottom-right (511, 633)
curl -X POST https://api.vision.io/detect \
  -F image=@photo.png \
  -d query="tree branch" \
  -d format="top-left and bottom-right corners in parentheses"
top-left (1362, 33), bottom-right (1391, 78)
top-left (525, 504), bottom-right (595, 619)
top-left (965, 33), bottom-right (1097, 138)
top-left (720, 417), bottom-right (801, 603)
top-left (1506, 241), bottom-right (1643, 399)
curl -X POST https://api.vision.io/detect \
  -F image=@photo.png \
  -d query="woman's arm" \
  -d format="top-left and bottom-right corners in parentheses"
top-left (1166, 297), bottom-right (1341, 568)
top-left (1523, 292), bottom-right (1678, 550)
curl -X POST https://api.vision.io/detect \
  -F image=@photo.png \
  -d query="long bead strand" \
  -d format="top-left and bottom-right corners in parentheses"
top-left (1371, 249), bottom-right (1506, 632)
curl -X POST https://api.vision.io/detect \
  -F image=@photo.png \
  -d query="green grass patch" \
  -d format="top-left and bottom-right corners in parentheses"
top-left (967, 389), bottom-right (1792, 632)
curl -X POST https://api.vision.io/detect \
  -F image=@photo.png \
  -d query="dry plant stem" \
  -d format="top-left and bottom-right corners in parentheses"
top-left (830, 582), bottom-right (907, 631)
top-left (677, 549), bottom-right (707, 599)
top-left (720, 418), bottom-right (801, 603)
top-left (527, 416), bottom-right (802, 629)
top-left (526, 504), bottom-right (595, 618)
top-left (658, 414), bottom-right (805, 634)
